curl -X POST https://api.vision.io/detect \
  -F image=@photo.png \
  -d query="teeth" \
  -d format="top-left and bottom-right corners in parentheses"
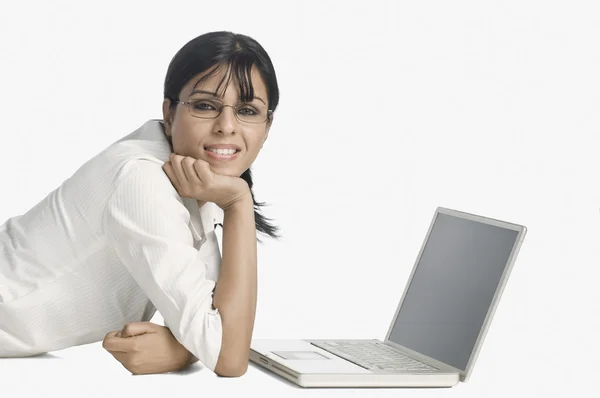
top-left (207, 148), bottom-right (237, 155)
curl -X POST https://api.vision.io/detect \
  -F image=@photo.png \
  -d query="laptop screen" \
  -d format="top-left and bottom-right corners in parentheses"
top-left (387, 212), bottom-right (519, 371)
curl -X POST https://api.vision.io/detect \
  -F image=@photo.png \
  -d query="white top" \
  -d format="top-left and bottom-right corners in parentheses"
top-left (0, 120), bottom-right (225, 371)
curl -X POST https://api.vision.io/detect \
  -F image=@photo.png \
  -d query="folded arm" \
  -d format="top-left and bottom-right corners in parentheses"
top-left (103, 159), bottom-right (256, 376)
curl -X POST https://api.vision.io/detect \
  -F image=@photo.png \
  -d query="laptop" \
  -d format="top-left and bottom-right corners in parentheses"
top-left (249, 207), bottom-right (527, 388)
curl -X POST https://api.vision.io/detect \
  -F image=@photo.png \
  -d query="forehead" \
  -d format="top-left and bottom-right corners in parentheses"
top-left (182, 64), bottom-right (267, 100)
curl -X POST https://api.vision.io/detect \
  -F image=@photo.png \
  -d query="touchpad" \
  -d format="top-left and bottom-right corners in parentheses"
top-left (272, 351), bottom-right (330, 360)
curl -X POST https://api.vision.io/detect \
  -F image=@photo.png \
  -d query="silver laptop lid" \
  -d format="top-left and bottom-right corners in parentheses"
top-left (385, 207), bottom-right (526, 382)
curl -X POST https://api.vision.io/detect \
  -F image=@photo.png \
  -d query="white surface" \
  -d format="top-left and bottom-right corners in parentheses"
top-left (1, 0), bottom-right (599, 397)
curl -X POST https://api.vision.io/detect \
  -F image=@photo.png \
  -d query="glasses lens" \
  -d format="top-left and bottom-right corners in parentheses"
top-left (188, 99), bottom-right (220, 119)
top-left (236, 106), bottom-right (268, 124)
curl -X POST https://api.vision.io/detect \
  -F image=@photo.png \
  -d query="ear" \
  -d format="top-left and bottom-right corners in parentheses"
top-left (162, 98), bottom-right (173, 137)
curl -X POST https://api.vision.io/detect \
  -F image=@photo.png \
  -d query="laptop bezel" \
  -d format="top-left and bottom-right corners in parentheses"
top-left (383, 206), bottom-right (527, 382)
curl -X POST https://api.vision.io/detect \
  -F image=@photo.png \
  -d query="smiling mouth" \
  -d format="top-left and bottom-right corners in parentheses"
top-left (205, 148), bottom-right (241, 155)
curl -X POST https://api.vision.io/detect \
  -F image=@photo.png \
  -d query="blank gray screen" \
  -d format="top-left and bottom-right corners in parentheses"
top-left (388, 213), bottom-right (518, 371)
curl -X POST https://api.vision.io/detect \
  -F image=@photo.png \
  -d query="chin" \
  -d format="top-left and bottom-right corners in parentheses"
top-left (213, 167), bottom-right (241, 177)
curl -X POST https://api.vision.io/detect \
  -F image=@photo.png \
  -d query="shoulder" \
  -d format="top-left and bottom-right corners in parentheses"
top-left (112, 158), bottom-right (175, 196)
top-left (99, 119), bottom-right (171, 170)
top-left (103, 158), bottom-right (190, 229)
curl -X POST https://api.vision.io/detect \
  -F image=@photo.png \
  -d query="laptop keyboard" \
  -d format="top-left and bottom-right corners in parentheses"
top-left (310, 340), bottom-right (437, 371)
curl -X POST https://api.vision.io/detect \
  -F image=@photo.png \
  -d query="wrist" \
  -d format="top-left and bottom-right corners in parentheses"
top-left (222, 189), bottom-right (252, 212)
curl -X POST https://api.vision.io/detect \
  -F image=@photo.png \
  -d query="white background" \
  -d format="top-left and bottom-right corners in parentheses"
top-left (1, 0), bottom-right (599, 396)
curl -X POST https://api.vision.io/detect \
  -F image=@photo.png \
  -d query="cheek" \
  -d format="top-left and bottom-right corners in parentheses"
top-left (244, 136), bottom-right (266, 160)
top-left (171, 119), bottom-right (212, 155)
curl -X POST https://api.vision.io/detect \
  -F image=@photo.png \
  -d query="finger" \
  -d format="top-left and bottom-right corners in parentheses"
top-left (103, 334), bottom-right (140, 353)
top-left (182, 156), bottom-right (201, 184)
top-left (105, 330), bottom-right (120, 339)
top-left (103, 335), bottom-right (127, 353)
top-left (162, 161), bottom-right (181, 189)
top-left (170, 154), bottom-right (189, 186)
top-left (121, 322), bottom-right (159, 338)
top-left (102, 330), bottom-right (120, 350)
top-left (193, 159), bottom-right (214, 182)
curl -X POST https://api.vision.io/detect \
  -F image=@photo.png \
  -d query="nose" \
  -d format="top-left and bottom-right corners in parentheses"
top-left (214, 105), bottom-right (238, 135)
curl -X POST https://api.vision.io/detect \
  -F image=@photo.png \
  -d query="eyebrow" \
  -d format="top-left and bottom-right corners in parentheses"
top-left (189, 89), bottom-right (266, 105)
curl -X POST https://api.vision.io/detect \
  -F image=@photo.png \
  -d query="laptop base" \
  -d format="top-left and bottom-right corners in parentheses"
top-left (250, 339), bottom-right (460, 388)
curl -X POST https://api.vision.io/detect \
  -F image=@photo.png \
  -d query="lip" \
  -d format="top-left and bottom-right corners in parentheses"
top-left (204, 144), bottom-right (242, 151)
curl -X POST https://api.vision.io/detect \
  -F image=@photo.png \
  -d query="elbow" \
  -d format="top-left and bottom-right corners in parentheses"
top-left (210, 299), bottom-right (255, 377)
top-left (214, 358), bottom-right (249, 377)
top-left (212, 321), bottom-right (253, 377)
top-left (211, 328), bottom-right (250, 377)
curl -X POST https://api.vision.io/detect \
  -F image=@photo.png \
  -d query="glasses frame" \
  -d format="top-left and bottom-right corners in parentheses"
top-left (174, 98), bottom-right (273, 124)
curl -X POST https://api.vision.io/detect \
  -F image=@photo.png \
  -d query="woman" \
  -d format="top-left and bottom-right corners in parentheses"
top-left (0, 31), bottom-right (279, 377)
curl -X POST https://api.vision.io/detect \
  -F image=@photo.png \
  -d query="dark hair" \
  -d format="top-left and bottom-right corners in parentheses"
top-left (163, 31), bottom-right (280, 241)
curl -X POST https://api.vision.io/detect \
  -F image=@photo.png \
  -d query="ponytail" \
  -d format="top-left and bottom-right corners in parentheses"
top-left (240, 167), bottom-right (280, 242)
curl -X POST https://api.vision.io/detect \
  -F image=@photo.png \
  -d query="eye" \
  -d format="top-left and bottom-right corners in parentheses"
top-left (237, 106), bottom-right (258, 116)
top-left (191, 100), bottom-right (218, 111)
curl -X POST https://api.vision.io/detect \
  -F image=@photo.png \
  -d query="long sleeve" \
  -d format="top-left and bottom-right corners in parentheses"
top-left (102, 159), bottom-right (222, 371)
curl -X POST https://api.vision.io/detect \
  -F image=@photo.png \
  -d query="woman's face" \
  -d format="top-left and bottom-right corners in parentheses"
top-left (162, 65), bottom-right (271, 177)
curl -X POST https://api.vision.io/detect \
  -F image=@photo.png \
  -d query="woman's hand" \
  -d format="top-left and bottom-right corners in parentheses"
top-left (102, 322), bottom-right (196, 375)
top-left (162, 153), bottom-right (250, 210)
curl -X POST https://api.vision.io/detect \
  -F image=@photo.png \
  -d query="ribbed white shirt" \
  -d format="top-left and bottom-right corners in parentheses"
top-left (0, 120), bottom-right (225, 371)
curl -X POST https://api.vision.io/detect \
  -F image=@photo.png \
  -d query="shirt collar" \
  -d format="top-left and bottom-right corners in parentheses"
top-left (122, 119), bottom-right (172, 163)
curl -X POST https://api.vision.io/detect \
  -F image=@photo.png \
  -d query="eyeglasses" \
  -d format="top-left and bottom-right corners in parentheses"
top-left (175, 98), bottom-right (273, 124)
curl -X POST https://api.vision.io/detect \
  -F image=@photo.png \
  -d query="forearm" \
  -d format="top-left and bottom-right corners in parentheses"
top-left (212, 195), bottom-right (257, 376)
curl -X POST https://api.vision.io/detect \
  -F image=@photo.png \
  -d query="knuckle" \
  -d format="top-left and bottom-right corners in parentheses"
top-left (102, 331), bottom-right (117, 349)
top-left (194, 159), bottom-right (207, 170)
